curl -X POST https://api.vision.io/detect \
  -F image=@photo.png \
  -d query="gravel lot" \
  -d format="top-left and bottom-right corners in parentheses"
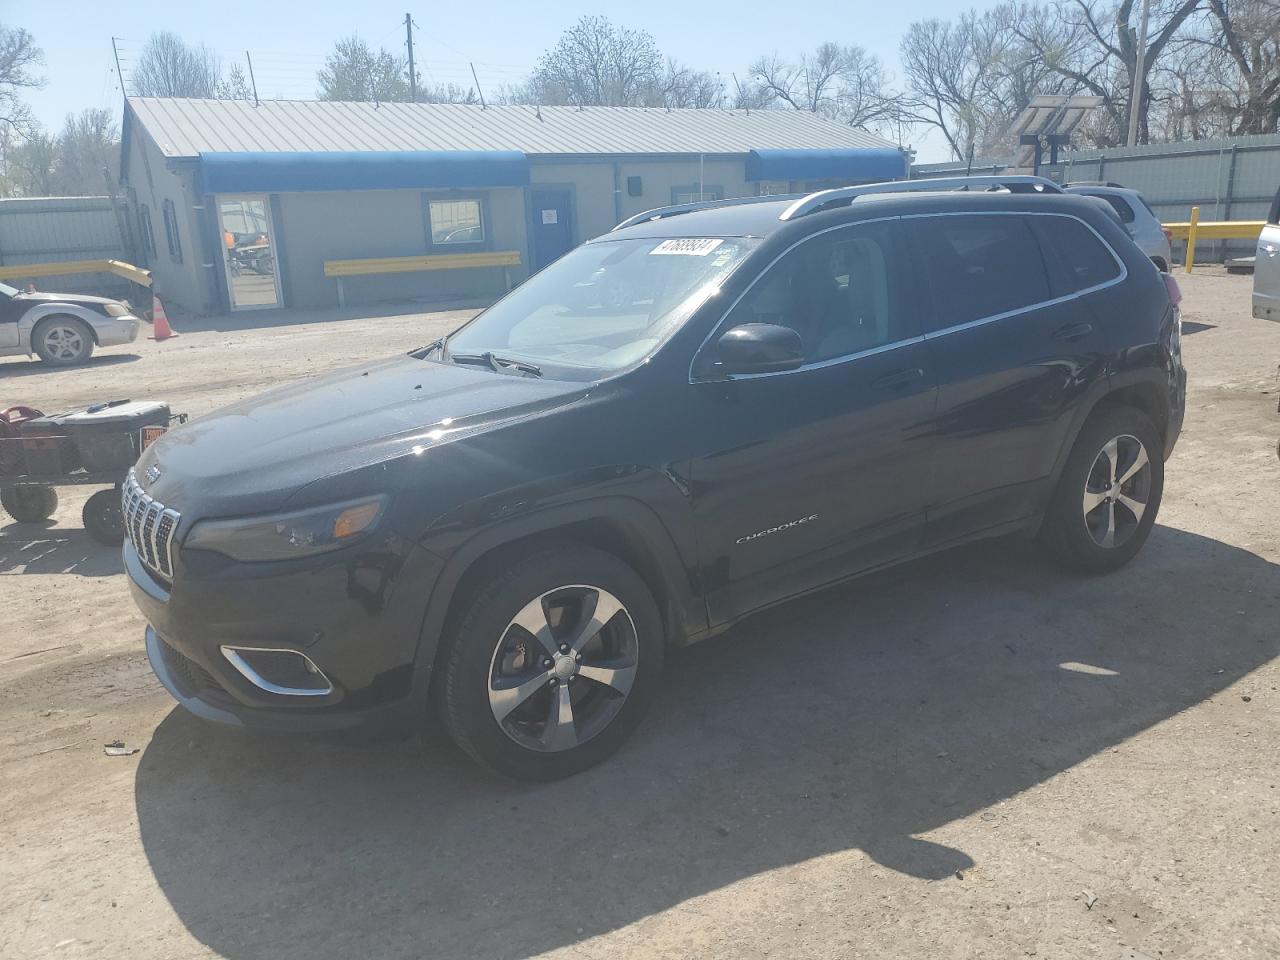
top-left (2, 271), bottom-right (1278, 960)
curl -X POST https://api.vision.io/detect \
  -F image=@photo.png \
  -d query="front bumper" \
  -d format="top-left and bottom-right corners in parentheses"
top-left (94, 315), bottom-right (141, 347)
top-left (126, 534), bottom-right (445, 736)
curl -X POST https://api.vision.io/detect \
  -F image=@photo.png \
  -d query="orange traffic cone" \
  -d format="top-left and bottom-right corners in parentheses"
top-left (149, 295), bottom-right (178, 341)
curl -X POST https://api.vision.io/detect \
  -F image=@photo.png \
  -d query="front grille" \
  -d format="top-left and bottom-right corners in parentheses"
top-left (122, 470), bottom-right (180, 579)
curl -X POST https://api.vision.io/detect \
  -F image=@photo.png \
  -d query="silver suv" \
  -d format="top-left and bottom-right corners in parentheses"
top-left (1254, 186), bottom-right (1279, 323)
top-left (1066, 183), bottom-right (1172, 272)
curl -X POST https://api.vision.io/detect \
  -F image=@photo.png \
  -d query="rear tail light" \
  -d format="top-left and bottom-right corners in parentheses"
top-left (1163, 273), bottom-right (1182, 307)
top-left (1162, 227), bottom-right (1173, 244)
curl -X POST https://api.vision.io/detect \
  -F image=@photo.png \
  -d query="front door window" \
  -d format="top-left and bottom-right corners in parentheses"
top-left (217, 196), bottom-right (281, 310)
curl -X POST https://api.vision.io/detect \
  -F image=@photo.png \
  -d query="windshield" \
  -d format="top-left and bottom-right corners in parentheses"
top-left (444, 236), bottom-right (758, 380)
top-left (0, 281), bottom-right (18, 298)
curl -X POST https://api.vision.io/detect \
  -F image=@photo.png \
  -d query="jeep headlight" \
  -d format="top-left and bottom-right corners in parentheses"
top-left (103, 302), bottom-right (132, 317)
top-left (184, 496), bottom-right (388, 562)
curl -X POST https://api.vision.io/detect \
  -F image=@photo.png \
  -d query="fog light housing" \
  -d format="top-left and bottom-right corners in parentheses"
top-left (220, 646), bottom-right (332, 696)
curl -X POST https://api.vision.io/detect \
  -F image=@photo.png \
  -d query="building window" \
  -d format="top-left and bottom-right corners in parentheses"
top-left (427, 198), bottom-right (485, 246)
top-left (755, 181), bottom-right (791, 196)
top-left (672, 186), bottom-right (724, 205)
top-left (139, 205), bottom-right (157, 260)
top-left (161, 199), bottom-right (182, 263)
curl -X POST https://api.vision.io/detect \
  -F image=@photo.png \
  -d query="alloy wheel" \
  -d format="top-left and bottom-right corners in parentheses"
top-left (487, 584), bottom-right (638, 752)
top-left (1082, 433), bottom-right (1152, 549)
top-left (42, 324), bottom-right (87, 362)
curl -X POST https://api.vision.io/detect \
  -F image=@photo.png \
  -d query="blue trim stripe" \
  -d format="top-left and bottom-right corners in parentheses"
top-left (746, 148), bottom-right (906, 182)
top-left (200, 151), bottom-right (531, 193)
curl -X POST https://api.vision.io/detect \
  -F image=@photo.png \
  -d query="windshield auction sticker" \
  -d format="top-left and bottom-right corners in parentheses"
top-left (649, 238), bottom-right (725, 256)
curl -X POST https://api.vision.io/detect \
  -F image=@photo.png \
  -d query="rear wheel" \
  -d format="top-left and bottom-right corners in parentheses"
top-left (437, 543), bottom-right (664, 780)
top-left (1039, 406), bottom-right (1164, 574)
top-left (1, 485), bottom-right (59, 523)
top-left (33, 316), bottom-right (94, 366)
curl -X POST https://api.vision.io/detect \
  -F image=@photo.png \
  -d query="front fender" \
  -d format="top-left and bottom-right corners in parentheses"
top-left (407, 491), bottom-right (703, 710)
top-left (18, 302), bottom-right (109, 347)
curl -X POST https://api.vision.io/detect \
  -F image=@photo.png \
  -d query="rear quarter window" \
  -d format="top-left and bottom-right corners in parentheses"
top-left (911, 215), bottom-right (1052, 329)
top-left (1094, 193), bottom-right (1136, 223)
top-left (1031, 216), bottom-right (1123, 295)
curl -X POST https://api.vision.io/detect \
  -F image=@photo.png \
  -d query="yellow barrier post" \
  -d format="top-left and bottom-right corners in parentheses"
top-left (1185, 205), bottom-right (1200, 274)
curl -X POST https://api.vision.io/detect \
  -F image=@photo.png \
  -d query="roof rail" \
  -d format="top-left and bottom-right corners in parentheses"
top-left (777, 175), bottom-right (1064, 222)
top-left (1064, 180), bottom-right (1129, 189)
top-left (611, 194), bottom-right (799, 232)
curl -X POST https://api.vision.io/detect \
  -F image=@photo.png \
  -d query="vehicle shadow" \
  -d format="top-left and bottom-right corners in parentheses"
top-left (0, 523), bottom-right (122, 576)
top-left (134, 526), bottom-right (1279, 960)
top-left (0, 353), bottom-right (141, 378)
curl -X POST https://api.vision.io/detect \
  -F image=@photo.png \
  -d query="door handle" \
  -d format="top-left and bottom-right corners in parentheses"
top-left (1053, 322), bottom-right (1093, 341)
top-left (872, 367), bottom-right (925, 389)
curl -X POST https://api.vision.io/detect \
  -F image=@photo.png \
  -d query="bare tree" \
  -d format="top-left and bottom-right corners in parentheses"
top-left (530, 17), bottom-right (664, 106)
top-left (217, 63), bottom-right (252, 100)
top-left (51, 109), bottom-right (119, 194)
top-left (317, 36), bottom-right (408, 102)
top-left (656, 60), bottom-right (724, 108)
top-left (1204, 0), bottom-right (1280, 133)
top-left (1037, 0), bottom-right (1204, 143)
top-left (132, 31), bottom-right (221, 98)
top-left (747, 43), bottom-right (908, 132)
top-left (901, 8), bottom-right (1033, 158)
top-left (0, 24), bottom-right (43, 139)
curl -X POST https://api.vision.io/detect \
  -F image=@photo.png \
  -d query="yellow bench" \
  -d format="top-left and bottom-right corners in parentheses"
top-left (0, 258), bottom-right (152, 287)
top-left (322, 250), bottom-right (522, 306)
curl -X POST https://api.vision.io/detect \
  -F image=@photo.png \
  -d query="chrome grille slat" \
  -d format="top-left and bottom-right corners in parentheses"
top-left (122, 471), bottom-right (180, 581)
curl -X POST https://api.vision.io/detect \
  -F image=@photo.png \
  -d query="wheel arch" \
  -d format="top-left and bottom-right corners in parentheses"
top-left (1047, 375), bottom-right (1171, 505)
top-left (411, 497), bottom-right (704, 702)
top-left (24, 307), bottom-right (102, 347)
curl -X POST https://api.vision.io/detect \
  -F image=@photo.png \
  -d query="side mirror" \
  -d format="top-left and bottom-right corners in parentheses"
top-left (705, 323), bottom-right (804, 378)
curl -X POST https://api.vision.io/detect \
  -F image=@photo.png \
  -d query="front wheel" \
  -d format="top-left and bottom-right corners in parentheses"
top-left (1039, 406), bottom-right (1165, 574)
top-left (437, 544), bottom-right (664, 780)
top-left (83, 488), bottom-right (125, 545)
top-left (33, 316), bottom-right (95, 366)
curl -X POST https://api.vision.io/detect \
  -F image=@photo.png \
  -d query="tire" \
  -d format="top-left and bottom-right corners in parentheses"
top-left (83, 488), bottom-right (124, 545)
top-left (32, 316), bottom-right (95, 366)
top-left (437, 543), bottom-right (665, 781)
top-left (1, 485), bottom-right (59, 523)
top-left (1039, 405), bottom-right (1164, 574)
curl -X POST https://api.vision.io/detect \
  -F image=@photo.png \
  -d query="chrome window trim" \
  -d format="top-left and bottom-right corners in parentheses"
top-left (687, 210), bottom-right (1127, 384)
top-left (220, 645), bottom-right (334, 697)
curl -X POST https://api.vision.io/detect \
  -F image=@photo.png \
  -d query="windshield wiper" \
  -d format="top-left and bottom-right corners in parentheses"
top-left (450, 351), bottom-right (543, 378)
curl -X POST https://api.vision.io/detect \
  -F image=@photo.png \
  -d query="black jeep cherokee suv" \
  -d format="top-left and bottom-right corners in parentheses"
top-left (125, 178), bottom-right (1186, 780)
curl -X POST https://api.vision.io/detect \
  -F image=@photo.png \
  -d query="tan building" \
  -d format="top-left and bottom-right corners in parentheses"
top-left (121, 97), bottom-right (906, 314)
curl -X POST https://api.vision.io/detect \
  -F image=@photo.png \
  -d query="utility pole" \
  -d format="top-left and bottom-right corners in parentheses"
top-left (111, 37), bottom-right (125, 96)
top-left (405, 13), bottom-right (418, 102)
top-left (245, 51), bottom-right (260, 106)
top-left (470, 62), bottom-right (487, 108)
top-left (1126, 0), bottom-right (1151, 146)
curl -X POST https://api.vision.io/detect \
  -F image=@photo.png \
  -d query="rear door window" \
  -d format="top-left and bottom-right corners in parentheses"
top-left (911, 215), bottom-right (1052, 331)
top-left (1031, 215), bottom-right (1123, 296)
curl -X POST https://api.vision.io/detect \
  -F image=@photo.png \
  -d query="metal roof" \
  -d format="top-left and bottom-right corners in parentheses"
top-left (126, 97), bottom-right (899, 159)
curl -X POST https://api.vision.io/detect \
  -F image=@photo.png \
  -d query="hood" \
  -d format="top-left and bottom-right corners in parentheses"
top-left (16, 291), bottom-right (121, 307)
top-left (139, 355), bottom-right (587, 516)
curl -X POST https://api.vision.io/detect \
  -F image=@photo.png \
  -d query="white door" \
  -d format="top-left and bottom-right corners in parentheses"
top-left (216, 196), bottom-right (282, 310)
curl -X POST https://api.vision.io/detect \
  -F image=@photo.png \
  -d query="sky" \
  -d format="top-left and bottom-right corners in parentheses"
top-left (7, 0), bottom-right (969, 162)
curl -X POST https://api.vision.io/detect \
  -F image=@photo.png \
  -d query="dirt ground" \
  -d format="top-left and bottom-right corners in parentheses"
top-left (1, 273), bottom-right (1278, 960)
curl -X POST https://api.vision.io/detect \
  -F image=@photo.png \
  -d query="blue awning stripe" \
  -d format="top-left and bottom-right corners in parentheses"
top-left (746, 148), bottom-right (906, 183)
top-left (199, 150), bottom-right (531, 193)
